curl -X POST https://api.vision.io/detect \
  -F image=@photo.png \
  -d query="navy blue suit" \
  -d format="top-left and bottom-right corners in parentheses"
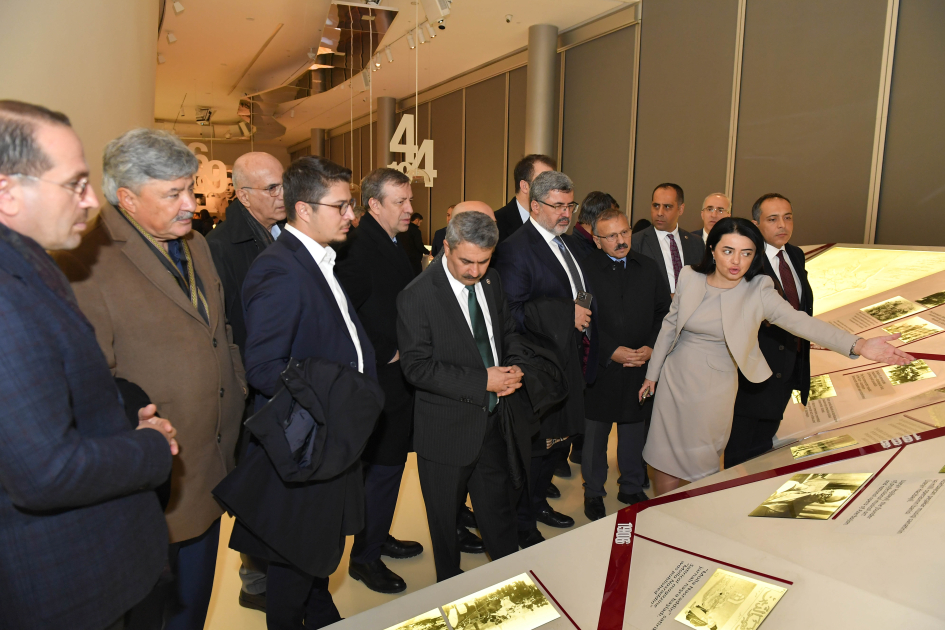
top-left (0, 226), bottom-right (171, 630)
top-left (240, 227), bottom-right (376, 629)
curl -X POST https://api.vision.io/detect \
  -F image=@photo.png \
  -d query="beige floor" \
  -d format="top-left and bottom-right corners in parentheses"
top-left (204, 424), bottom-right (645, 629)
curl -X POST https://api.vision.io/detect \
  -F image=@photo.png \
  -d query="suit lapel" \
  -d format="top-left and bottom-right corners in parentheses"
top-left (363, 214), bottom-right (414, 283)
top-left (643, 229), bottom-right (670, 284)
top-left (482, 271), bottom-right (503, 356)
top-left (431, 261), bottom-right (482, 358)
top-left (675, 271), bottom-right (707, 338)
top-left (279, 232), bottom-right (349, 333)
top-left (103, 207), bottom-right (208, 328)
top-left (523, 221), bottom-right (571, 292)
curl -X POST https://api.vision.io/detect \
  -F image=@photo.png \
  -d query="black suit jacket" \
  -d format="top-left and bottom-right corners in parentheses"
top-left (430, 226), bottom-right (447, 258)
top-left (206, 199), bottom-right (273, 356)
top-left (336, 213), bottom-right (416, 464)
top-left (583, 250), bottom-right (671, 424)
top-left (630, 225), bottom-right (705, 296)
top-left (397, 261), bottom-right (517, 467)
top-left (495, 197), bottom-right (526, 244)
top-left (399, 222), bottom-right (425, 277)
top-left (734, 243), bottom-right (814, 419)
top-left (562, 224), bottom-right (597, 262)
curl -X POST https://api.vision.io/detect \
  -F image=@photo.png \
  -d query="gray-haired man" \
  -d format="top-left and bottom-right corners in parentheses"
top-left (397, 210), bottom-right (523, 582)
top-left (56, 128), bottom-right (247, 629)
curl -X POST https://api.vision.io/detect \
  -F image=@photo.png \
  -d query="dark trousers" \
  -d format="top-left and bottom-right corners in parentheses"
top-left (516, 438), bottom-right (571, 531)
top-left (724, 414), bottom-right (781, 468)
top-left (164, 519), bottom-right (220, 630)
top-left (265, 562), bottom-right (340, 630)
top-left (417, 415), bottom-right (518, 582)
top-left (350, 461), bottom-right (405, 564)
top-left (582, 420), bottom-right (647, 497)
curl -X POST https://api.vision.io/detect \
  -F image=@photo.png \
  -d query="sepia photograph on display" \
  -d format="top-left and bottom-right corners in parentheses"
top-left (382, 609), bottom-right (449, 630)
top-left (808, 375), bottom-right (837, 401)
top-left (882, 359), bottom-right (937, 386)
top-left (674, 568), bottom-right (787, 630)
top-left (790, 435), bottom-right (858, 460)
top-left (917, 291), bottom-right (945, 308)
top-left (882, 317), bottom-right (943, 343)
top-left (860, 296), bottom-right (926, 323)
top-left (749, 473), bottom-right (872, 520)
top-left (442, 574), bottom-right (560, 630)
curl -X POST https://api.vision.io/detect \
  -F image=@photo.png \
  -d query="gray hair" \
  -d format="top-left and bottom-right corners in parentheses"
top-left (529, 170), bottom-right (574, 205)
top-left (445, 211), bottom-right (498, 250)
top-left (360, 167), bottom-right (410, 207)
top-left (0, 100), bottom-right (71, 177)
top-left (102, 128), bottom-right (199, 205)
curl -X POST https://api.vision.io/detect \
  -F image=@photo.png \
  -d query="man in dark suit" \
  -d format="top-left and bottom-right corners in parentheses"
top-left (335, 168), bottom-right (424, 594)
top-left (630, 183), bottom-right (704, 297)
top-left (564, 191), bottom-right (618, 263)
top-left (494, 154), bottom-right (555, 244)
top-left (399, 211), bottom-right (426, 275)
top-left (240, 156), bottom-right (374, 629)
top-left (0, 100), bottom-right (177, 630)
top-left (581, 209), bottom-right (671, 521)
top-left (206, 151), bottom-right (286, 611)
top-left (397, 210), bottom-right (524, 582)
top-left (495, 170), bottom-right (599, 548)
top-left (727, 193), bottom-right (813, 467)
top-left (429, 203), bottom-right (454, 258)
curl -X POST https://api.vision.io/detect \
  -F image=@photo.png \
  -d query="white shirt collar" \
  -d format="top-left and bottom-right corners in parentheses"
top-left (654, 224), bottom-right (680, 240)
top-left (764, 241), bottom-right (787, 261)
top-left (703, 228), bottom-right (710, 242)
top-left (529, 216), bottom-right (559, 244)
top-left (286, 223), bottom-right (334, 265)
top-left (442, 252), bottom-right (473, 297)
top-left (516, 198), bottom-right (530, 224)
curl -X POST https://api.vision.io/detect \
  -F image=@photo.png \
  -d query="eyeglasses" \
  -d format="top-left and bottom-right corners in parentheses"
top-left (536, 199), bottom-right (579, 213)
top-left (241, 183), bottom-right (283, 197)
top-left (11, 173), bottom-right (91, 197)
top-left (702, 206), bottom-right (731, 215)
top-left (304, 198), bottom-right (356, 215)
top-left (597, 228), bottom-right (631, 243)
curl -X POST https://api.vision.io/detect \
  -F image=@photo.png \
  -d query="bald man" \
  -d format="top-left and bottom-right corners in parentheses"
top-left (206, 151), bottom-right (286, 611)
top-left (699, 192), bottom-right (731, 243)
top-left (431, 201), bottom-right (496, 261)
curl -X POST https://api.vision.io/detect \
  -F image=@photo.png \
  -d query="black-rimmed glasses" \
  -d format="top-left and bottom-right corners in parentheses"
top-left (11, 173), bottom-right (91, 197)
top-left (597, 228), bottom-right (631, 243)
top-left (304, 198), bottom-right (356, 215)
top-left (536, 199), bottom-right (579, 213)
top-left (241, 183), bottom-right (283, 197)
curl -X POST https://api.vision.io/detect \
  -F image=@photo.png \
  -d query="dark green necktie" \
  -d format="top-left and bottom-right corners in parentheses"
top-left (467, 285), bottom-right (497, 412)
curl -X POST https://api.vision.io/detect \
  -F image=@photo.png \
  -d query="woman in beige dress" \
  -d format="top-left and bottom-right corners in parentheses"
top-left (639, 218), bottom-right (912, 496)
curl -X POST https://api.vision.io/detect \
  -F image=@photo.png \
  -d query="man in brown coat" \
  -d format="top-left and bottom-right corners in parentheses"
top-left (56, 128), bottom-right (246, 630)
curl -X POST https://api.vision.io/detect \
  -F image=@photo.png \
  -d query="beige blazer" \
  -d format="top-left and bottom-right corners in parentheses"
top-left (647, 267), bottom-right (858, 384)
top-left (55, 206), bottom-right (247, 542)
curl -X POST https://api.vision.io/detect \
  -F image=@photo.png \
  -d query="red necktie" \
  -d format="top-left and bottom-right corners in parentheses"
top-left (667, 233), bottom-right (683, 284)
top-left (776, 251), bottom-right (800, 310)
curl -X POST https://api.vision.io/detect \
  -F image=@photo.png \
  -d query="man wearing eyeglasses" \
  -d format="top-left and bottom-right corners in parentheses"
top-left (55, 127), bottom-right (247, 629)
top-left (495, 170), bottom-right (599, 549)
top-left (205, 151), bottom-right (286, 611)
top-left (581, 209), bottom-right (670, 521)
top-left (335, 168), bottom-right (424, 595)
top-left (700, 192), bottom-right (731, 243)
top-left (236, 156), bottom-right (373, 629)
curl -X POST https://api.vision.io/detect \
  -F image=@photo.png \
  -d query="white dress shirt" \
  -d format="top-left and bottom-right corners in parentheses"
top-left (516, 199), bottom-right (530, 224)
top-left (285, 224), bottom-right (364, 372)
top-left (442, 254), bottom-right (498, 365)
top-left (764, 242), bottom-right (803, 302)
top-left (270, 223), bottom-right (282, 240)
top-left (654, 225), bottom-right (683, 293)
top-left (528, 217), bottom-right (585, 299)
top-left (702, 228), bottom-right (710, 244)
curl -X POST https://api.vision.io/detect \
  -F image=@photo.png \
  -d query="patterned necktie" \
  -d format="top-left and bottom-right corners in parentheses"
top-left (467, 286), bottom-right (497, 412)
top-left (166, 240), bottom-right (187, 278)
top-left (667, 233), bottom-right (683, 284)
top-left (777, 251), bottom-right (801, 310)
top-left (552, 236), bottom-right (585, 293)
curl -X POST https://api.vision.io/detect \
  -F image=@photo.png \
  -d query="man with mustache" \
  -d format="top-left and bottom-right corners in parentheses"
top-left (397, 210), bottom-right (523, 582)
top-left (56, 128), bottom-right (247, 629)
top-left (494, 170), bottom-right (598, 548)
top-left (580, 208), bottom-right (670, 520)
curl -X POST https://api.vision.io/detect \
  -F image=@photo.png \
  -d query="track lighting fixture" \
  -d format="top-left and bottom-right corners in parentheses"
top-left (166, 31), bottom-right (177, 44)
top-left (418, 28), bottom-right (426, 44)
top-left (173, 1), bottom-right (184, 14)
top-left (407, 33), bottom-right (416, 49)
top-left (157, 53), bottom-right (166, 64)
top-left (424, 22), bottom-right (436, 39)
top-left (386, 46), bottom-right (393, 63)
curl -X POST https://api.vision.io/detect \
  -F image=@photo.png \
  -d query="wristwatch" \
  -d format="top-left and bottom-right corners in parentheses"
top-left (850, 338), bottom-right (862, 357)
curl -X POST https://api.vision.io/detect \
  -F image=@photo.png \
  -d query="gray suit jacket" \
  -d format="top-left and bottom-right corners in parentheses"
top-left (630, 225), bottom-right (704, 296)
top-left (646, 267), bottom-right (859, 384)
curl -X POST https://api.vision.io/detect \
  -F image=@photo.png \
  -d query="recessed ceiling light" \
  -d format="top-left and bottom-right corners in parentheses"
top-left (166, 31), bottom-right (177, 43)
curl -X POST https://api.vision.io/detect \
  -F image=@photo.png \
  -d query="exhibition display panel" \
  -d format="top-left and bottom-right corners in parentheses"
top-left (330, 245), bottom-right (945, 630)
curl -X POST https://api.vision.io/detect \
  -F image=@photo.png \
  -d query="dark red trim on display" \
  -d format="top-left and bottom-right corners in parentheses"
top-left (633, 534), bottom-right (793, 585)
top-left (831, 445), bottom-right (904, 520)
top-left (529, 570), bottom-right (582, 630)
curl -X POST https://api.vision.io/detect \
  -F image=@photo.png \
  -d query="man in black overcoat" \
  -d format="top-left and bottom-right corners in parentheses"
top-left (727, 193), bottom-right (814, 467)
top-left (581, 209), bottom-right (670, 520)
top-left (494, 154), bottom-right (555, 244)
top-left (399, 211), bottom-right (426, 275)
top-left (335, 168), bottom-right (423, 594)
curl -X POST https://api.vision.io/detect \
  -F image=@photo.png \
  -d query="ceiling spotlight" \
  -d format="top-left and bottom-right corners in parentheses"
top-left (437, 18), bottom-right (446, 31)
top-left (374, 55), bottom-right (381, 68)
top-left (290, 109), bottom-right (295, 118)
top-left (157, 53), bottom-right (166, 64)
top-left (385, 46), bottom-right (393, 63)
top-left (173, 1), bottom-right (184, 14)
top-left (166, 31), bottom-right (177, 43)
top-left (424, 23), bottom-right (436, 39)
top-left (417, 28), bottom-right (426, 44)
top-left (407, 33), bottom-right (416, 49)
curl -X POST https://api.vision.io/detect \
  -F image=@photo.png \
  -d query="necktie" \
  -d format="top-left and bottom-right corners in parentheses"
top-left (166, 240), bottom-right (187, 278)
top-left (777, 251), bottom-right (801, 310)
top-left (467, 285), bottom-right (497, 412)
top-left (667, 233), bottom-right (683, 284)
top-left (552, 236), bottom-right (585, 293)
